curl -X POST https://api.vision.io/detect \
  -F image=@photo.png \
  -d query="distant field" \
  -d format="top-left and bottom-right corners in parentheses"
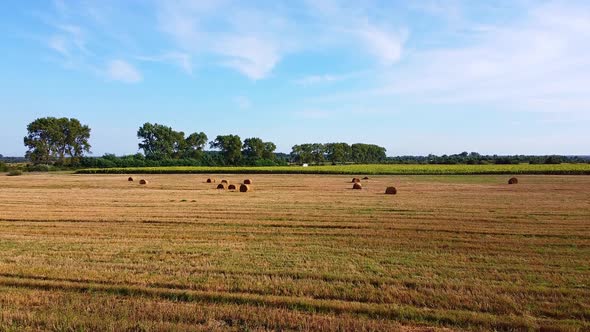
top-left (0, 173), bottom-right (589, 330)
top-left (76, 163), bottom-right (590, 175)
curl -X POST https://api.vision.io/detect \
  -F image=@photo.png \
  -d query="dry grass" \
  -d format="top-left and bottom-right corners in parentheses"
top-left (0, 173), bottom-right (589, 331)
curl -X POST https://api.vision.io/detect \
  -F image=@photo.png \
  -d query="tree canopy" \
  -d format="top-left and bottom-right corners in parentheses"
top-left (243, 137), bottom-right (277, 162)
top-left (291, 143), bottom-right (386, 164)
top-left (24, 117), bottom-right (91, 165)
top-left (137, 123), bottom-right (207, 160)
top-left (210, 135), bottom-right (243, 165)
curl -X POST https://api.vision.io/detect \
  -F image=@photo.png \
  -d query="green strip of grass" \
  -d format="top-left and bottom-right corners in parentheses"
top-left (75, 164), bottom-right (590, 175)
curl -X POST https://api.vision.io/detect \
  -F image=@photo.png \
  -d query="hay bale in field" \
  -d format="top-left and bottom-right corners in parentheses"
top-left (228, 184), bottom-right (237, 190)
top-left (352, 178), bottom-right (361, 183)
top-left (385, 187), bottom-right (397, 195)
top-left (508, 177), bottom-right (518, 185)
top-left (363, 176), bottom-right (370, 180)
top-left (243, 179), bottom-right (252, 184)
top-left (221, 179), bottom-right (229, 184)
top-left (139, 179), bottom-right (148, 185)
top-left (352, 182), bottom-right (362, 190)
top-left (217, 183), bottom-right (227, 190)
top-left (206, 178), bottom-right (215, 183)
top-left (128, 177), bottom-right (134, 182)
top-left (240, 184), bottom-right (251, 192)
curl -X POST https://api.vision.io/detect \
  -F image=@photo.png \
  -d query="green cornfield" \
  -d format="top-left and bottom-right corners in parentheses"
top-left (76, 163), bottom-right (590, 175)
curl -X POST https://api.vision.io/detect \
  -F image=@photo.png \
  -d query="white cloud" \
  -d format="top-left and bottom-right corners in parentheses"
top-left (304, 1), bottom-right (407, 66)
top-left (355, 23), bottom-right (407, 65)
top-left (106, 60), bottom-right (142, 83)
top-left (46, 23), bottom-right (88, 62)
top-left (314, 2), bottom-right (590, 116)
top-left (137, 52), bottom-right (193, 74)
top-left (294, 71), bottom-right (366, 85)
top-left (295, 74), bottom-right (341, 85)
top-left (216, 36), bottom-right (279, 80)
top-left (156, 1), bottom-right (287, 80)
top-left (48, 35), bottom-right (68, 56)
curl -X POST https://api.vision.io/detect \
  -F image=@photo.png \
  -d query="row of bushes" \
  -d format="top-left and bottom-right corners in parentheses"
top-left (385, 153), bottom-right (589, 165)
top-left (78, 153), bottom-right (289, 169)
top-left (0, 162), bottom-right (25, 176)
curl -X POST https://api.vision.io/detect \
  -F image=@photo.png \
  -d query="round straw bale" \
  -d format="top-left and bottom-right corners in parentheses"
top-left (217, 183), bottom-right (227, 190)
top-left (228, 184), bottom-right (237, 190)
top-left (363, 176), bottom-right (370, 180)
top-left (221, 179), bottom-right (229, 184)
top-left (508, 177), bottom-right (518, 185)
top-left (139, 179), bottom-right (148, 185)
top-left (352, 178), bottom-right (361, 183)
top-left (352, 182), bottom-right (362, 190)
top-left (243, 179), bottom-right (252, 184)
top-left (385, 187), bottom-right (397, 195)
top-left (206, 178), bottom-right (215, 183)
top-left (240, 184), bottom-right (251, 192)
top-left (128, 177), bottom-right (134, 182)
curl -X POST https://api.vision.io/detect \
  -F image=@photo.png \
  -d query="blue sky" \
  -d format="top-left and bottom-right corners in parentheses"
top-left (1, 0), bottom-right (589, 156)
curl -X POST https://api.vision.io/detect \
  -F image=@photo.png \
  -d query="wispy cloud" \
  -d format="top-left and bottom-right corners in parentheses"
top-left (309, 2), bottom-right (590, 116)
top-left (48, 35), bottom-right (68, 56)
top-left (304, 0), bottom-right (407, 66)
top-left (106, 60), bottom-right (142, 83)
top-left (137, 52), bottom-right (193, 74)
top-left (216, 36), bottom-right (280, 80)
top-left (45, 22), bottom-right (89, 67)
top-left (294, 71), bottom-right (366, 85)
top-left (354, 22), bottom-right (407, 65)
top-left (156, 1), bottom-right (291, 80)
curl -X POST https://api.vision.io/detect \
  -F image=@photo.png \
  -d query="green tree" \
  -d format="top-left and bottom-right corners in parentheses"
top-left (291, 144), bottom-right (313, 164)
top-left (262, 142), bottom-right (276, 160)
top-left (210, 135), bottom-right (242, 165)
top-left (351, 143), bottom-right (386, 163)
top-left (311, 143), bottom-right (326, 164)
top-left (184, 132), bottom-right (208, 159)
top-left (24, 117), bottom-right (91, 165)
top-left (242, 137), bottom-right (265, 159)
top-left (326, 143), bottom-right (351, 164)
top-left (137, 123), bottom-right (186, 160)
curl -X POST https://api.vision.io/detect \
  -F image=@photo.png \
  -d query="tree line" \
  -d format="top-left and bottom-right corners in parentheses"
top-left (17, 117), bottom-right (589, 168)
top-left (386, 152), bottom-right (588, 165)
top-left (80, 123), bottom-right (284, 167)
top-left (290, 143), bottom-right (387, 164)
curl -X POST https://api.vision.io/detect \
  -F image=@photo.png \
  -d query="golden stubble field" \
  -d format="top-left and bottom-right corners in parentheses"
top-left (0, 173), bottom-right (589, 331)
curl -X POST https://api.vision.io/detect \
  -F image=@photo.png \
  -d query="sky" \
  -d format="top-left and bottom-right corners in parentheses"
top-left (1, 0), bottom-right (589, 156)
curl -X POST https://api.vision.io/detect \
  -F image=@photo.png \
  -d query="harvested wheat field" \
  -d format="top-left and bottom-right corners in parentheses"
top-left (0, 173), bottom-right (589, 331)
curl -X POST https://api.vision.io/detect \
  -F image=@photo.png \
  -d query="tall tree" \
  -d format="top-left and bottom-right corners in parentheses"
top-left (311, 143), bottom-right (326, 164)
top-left (137, 123), bottom-right (186, 160)
top-left (184, 132), bottom-right (208, 159)
top-left (24, 117), bottom-right (91, 165)
top-left (351, 143), bottom-right (386, 163)
top-left (262, 142), bottom-right (277, 160)
top-left (326, 143), bottom-right (351, 164)
top-left (210, 135), bottom-right (242, 165)
top-left (242, 137), bottom-right (265, 159)
top-left (291, 144), bottom-right (311, 164)
top-left (65, 118), bottom-right (92, 164)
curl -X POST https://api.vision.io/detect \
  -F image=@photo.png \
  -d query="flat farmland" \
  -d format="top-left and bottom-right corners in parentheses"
top-left (0, 173), bottom-right (589, 331)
